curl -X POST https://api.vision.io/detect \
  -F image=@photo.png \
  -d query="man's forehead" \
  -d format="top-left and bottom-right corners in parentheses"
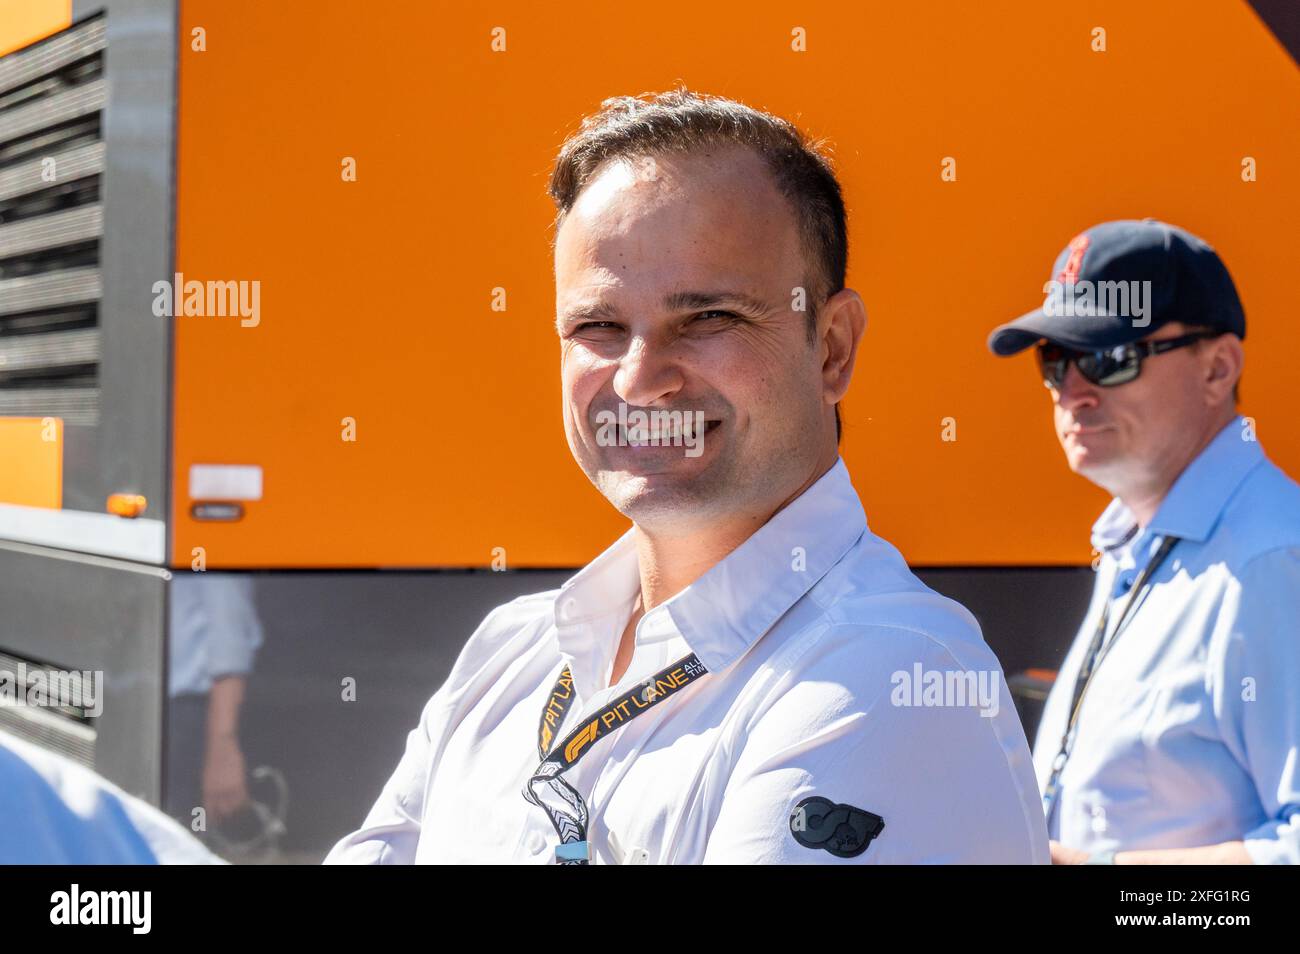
top-left (556, 149), bottom-right (797, 252)
top-left (564, 155), bottom-right (679, 218)
top-left (554, 157), bottom-right (802, 302)
top-left (573, 144), bottom-right (774, 207)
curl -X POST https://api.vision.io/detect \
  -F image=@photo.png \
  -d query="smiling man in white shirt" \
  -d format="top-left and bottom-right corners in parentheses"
top-left (324, 88), bottom-right (1048, 865)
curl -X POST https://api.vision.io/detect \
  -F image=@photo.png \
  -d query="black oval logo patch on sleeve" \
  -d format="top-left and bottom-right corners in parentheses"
top-left (789, 796), bottom-right (885, 858)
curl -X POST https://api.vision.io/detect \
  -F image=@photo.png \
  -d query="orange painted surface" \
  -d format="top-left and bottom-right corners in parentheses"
top-left (171, 1), bottom-right (1300, 568)
top-left (1, 4), bottom-right (69, 514)
top-left (0, 0), bottom-right (69, 56)
top-left (0, 418), bottom-right (62, 509)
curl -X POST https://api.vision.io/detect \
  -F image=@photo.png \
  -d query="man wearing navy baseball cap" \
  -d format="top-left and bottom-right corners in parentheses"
top-left (990, 219), bottom-right (1300, 865)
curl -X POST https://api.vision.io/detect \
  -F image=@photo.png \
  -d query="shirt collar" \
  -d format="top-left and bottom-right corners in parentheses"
top-left (1090, 415), bottom-right (1264, 550)
top-left (1090, 499), bottom-right (1141, 553)
top-left (554, 457), bottom-right (868, 696)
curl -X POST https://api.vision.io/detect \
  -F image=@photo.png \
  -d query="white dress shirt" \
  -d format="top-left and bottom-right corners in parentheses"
top-left (326, 458), bottom-right (1049, 864)
top-left (1033, 417), bottom-right (1300, 864)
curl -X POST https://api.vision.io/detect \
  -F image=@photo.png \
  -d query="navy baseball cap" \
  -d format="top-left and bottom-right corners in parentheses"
top-left (988, 219), bottom-right (1245, 356)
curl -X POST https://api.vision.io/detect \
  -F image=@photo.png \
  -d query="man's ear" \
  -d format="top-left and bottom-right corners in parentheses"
top-left (819, 288), bottom-right (867, 406)
top-left (1204, 333), bottom-right (1243, 406)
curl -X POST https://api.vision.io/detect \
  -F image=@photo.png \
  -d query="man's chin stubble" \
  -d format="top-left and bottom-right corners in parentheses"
top-left (594, 473), bottom-right (733, 526)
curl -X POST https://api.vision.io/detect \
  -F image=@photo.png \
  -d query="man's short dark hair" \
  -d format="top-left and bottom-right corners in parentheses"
top-left (548, 87), bottom-right (849, 442)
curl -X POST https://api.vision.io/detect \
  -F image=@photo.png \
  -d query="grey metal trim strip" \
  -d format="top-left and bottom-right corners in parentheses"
top-left (0, 327), bottom-right (98, 373)
top-left (69, 0), bottom-right (179, 558)
top-left (0, 203), bottom-right (101, 258)
top-left (0, 266), bottom-right (100, 315)
top-left (0, 385), bottom-right (97, 424)
top-left (0, 536), bottom-right (172, 577)
top-left (0, 17), bottom-right (105, 97)
top-left (0, 141), bottom-right (103, 203)
top-left (0, 79), bottom-right (104, 145)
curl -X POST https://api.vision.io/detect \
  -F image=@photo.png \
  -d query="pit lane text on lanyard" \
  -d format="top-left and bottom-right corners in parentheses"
top-left (523, 652), bottom-right (708, 864)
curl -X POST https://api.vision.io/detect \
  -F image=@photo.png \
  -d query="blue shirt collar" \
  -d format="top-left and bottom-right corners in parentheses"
top-left (1091, 415), bottom-right (1265, 549)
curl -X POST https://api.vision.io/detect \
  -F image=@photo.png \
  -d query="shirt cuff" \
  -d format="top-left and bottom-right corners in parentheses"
top-left (1242, 813), bottom-right (1300, 865)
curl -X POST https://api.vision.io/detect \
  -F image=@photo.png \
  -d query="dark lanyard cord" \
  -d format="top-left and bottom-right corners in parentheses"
top-left (523, 652), bottom-right (708, 864)
top-left (1042, 534), bottom-right (1180, 823)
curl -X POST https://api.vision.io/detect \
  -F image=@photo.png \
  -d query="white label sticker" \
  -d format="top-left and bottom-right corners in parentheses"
top-left (189, 464), bottom-right (263, 501)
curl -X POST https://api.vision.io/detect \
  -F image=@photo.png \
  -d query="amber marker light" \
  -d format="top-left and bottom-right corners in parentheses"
top-left (106, 493), bottom-right (148, 518)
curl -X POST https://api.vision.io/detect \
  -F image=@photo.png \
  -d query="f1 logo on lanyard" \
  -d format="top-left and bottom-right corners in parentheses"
top-left (522, 653), bottom-right (708, 864)
top-left (1041, 534), bottom-right (1180, 824)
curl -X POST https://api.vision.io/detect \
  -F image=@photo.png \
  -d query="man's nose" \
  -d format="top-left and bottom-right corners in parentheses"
top-left (613, 336), bottom-right (685, 407)
top-left (1053, 360), bottom-right (1099, 411)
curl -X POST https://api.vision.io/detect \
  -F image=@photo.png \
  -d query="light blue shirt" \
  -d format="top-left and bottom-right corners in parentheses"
top-left (168, 574), bottom-right (264, 696)
top-left (1033, 415), bottom-right (1300, 864)
top-left (0, 729), bottom-right (222, 864)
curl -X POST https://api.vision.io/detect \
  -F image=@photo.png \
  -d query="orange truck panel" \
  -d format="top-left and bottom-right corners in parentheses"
top-left (152, 2), bottom-right (1295, 566)
top-left (0, 0), bottom-right (68, 56)
top-left (0, 417), bottom-right (62, 509)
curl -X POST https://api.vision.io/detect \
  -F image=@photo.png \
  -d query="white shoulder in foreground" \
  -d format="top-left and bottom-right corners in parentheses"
top-left (0, 729), bottom-right (225, 865)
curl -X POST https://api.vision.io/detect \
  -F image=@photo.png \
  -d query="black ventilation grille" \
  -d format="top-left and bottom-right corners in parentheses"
top-left (0, 15), bottom-right (106, 426)
top-left (0, 649), bottom-right (97, 770)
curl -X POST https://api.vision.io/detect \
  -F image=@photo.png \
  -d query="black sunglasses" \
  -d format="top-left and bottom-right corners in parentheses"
top-left (1036, 331), bottom-right (1222, 389)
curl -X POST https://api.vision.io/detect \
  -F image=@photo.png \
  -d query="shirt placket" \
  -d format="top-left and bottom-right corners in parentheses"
top-left (585, 638), bottom-right (681, 862)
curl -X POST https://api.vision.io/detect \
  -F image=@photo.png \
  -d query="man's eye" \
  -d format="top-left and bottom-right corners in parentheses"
top-left (573, 321), bottom-right (620, 333)
top-left (692, 310), bottom-right (738, 323)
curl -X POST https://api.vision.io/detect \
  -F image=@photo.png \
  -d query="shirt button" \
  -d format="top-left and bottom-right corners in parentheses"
top-left (1089, 805), bottom-right (1109, 835)
top-left (524, 830), bottom-right (547, 855)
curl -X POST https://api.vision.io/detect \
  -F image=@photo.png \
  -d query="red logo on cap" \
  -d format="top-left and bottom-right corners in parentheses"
top-left (1057, 234), bottom-right (1090, 285)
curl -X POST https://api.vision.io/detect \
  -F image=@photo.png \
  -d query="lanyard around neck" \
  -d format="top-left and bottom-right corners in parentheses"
top-left (523, 652), bottom-right (708, 864)
top-left (1042, 533), bottom-right (1180, 824)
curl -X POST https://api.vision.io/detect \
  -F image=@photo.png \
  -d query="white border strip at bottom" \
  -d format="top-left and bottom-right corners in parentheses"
top-left (0, 502), bottom-right (165, 564)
